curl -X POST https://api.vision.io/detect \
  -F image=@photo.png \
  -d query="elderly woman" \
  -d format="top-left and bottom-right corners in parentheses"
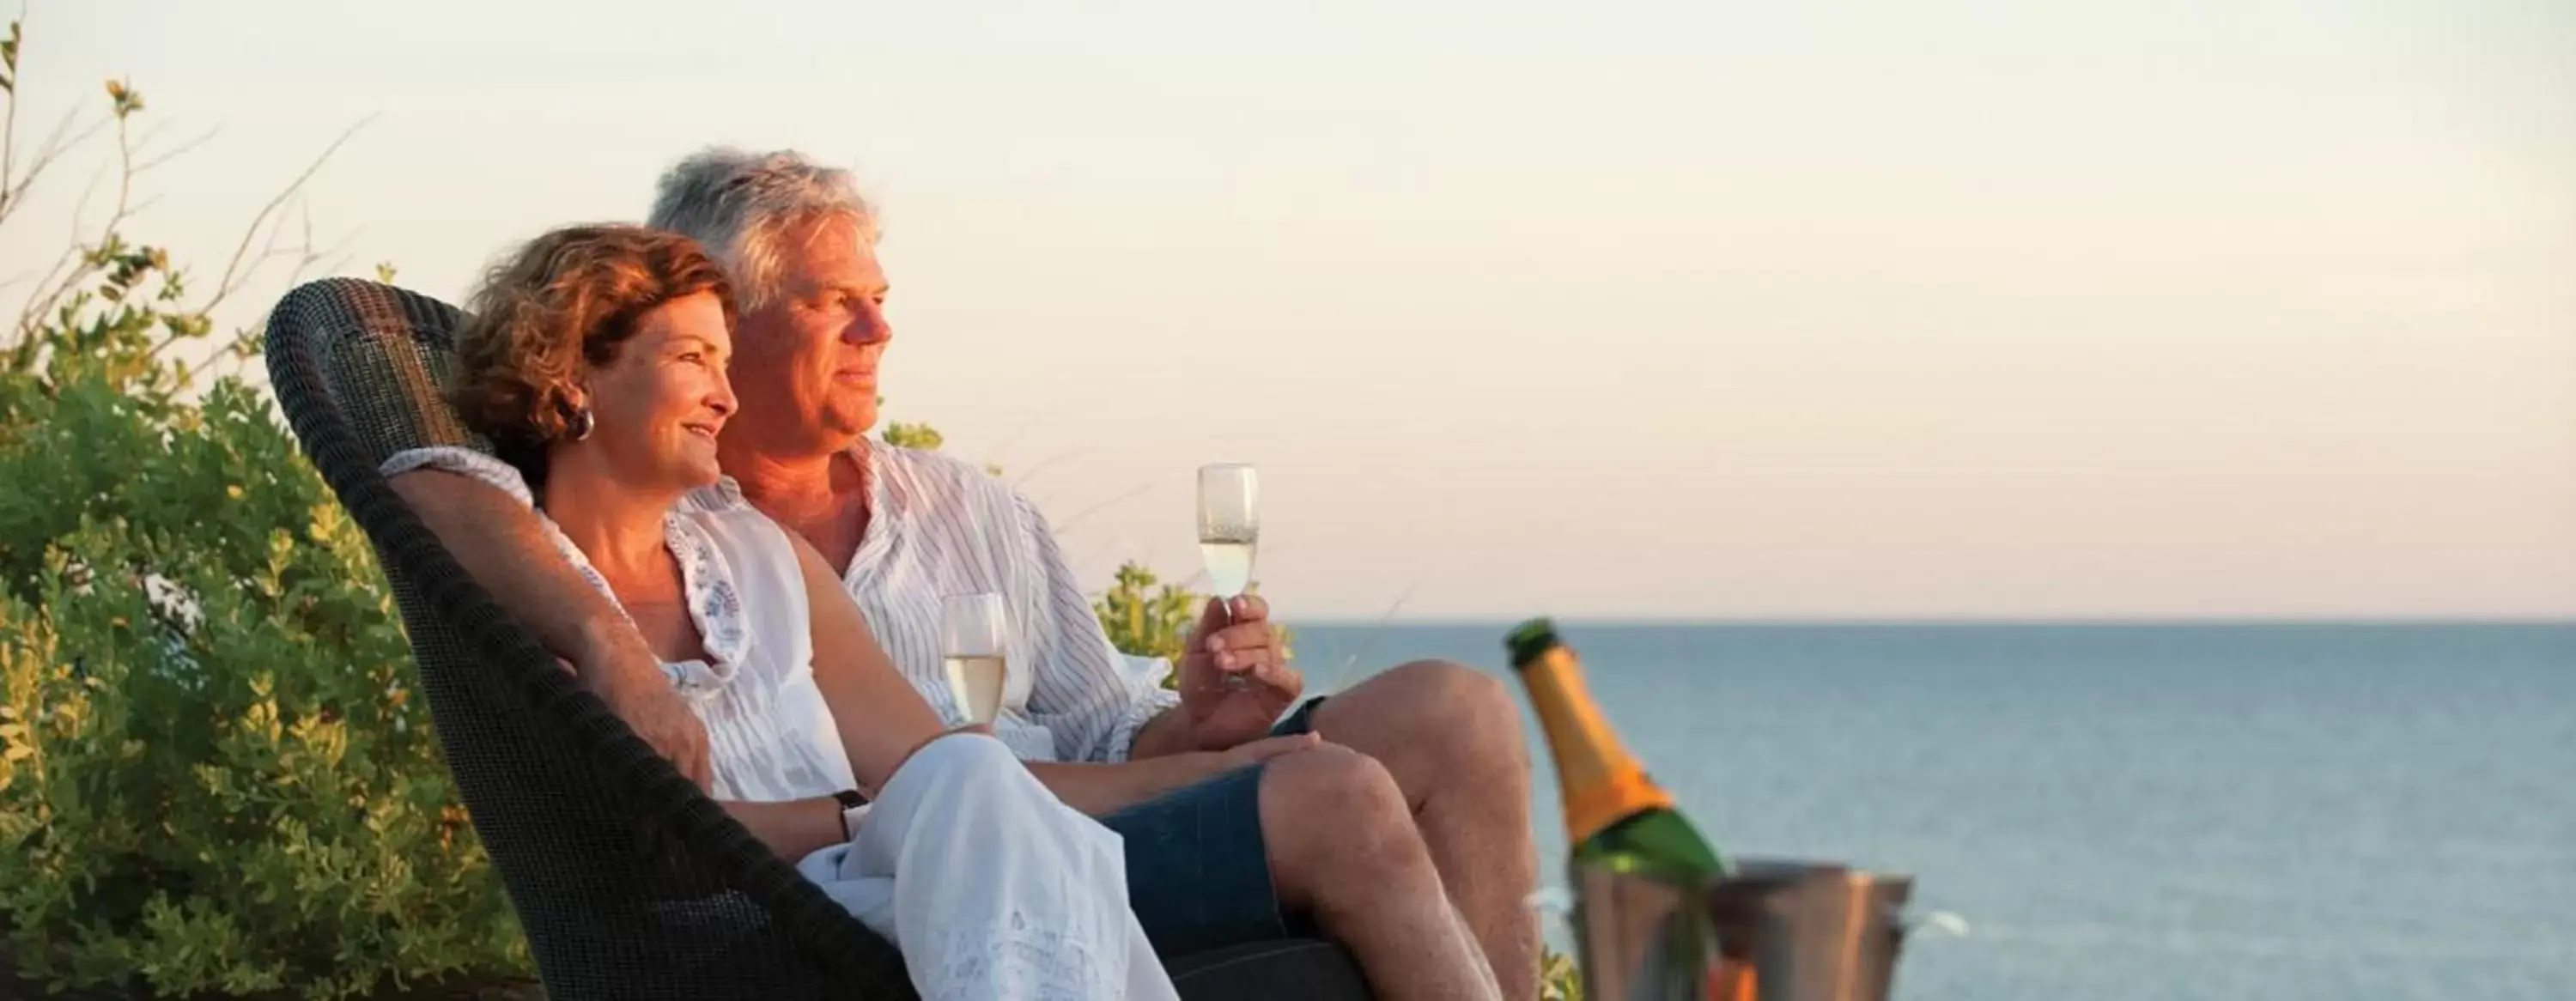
top-left (389, 222), bottom-right (1180, 1000)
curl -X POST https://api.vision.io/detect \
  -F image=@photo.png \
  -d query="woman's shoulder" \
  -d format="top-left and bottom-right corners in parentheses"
top-left (665, 485), bottom-right (812, 632)
top-left (674, 479), bottom-right (808, 559)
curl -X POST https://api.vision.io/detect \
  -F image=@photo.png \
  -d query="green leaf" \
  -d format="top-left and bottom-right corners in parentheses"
top-left (881, 420), bottom-right (944, 451)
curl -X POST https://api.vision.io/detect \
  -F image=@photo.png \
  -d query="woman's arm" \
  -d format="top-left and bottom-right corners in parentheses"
top-left (693, 534), bottom-right (961, 862)
top-left (786, 531), bottom-right (953, 794)
top-left (710, 798), bottom-right (851, 862)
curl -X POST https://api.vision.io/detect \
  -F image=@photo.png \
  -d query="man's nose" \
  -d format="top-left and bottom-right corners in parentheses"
top-left (842, 300), bottom-right (892, 346)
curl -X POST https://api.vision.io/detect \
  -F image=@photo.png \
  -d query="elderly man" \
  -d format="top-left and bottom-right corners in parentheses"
top-left (391, 147), bottom-right (1537, 1000)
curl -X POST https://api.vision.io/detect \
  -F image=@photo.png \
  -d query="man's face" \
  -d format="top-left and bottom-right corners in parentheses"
top-left (724, 213), bottom-right (891, 455)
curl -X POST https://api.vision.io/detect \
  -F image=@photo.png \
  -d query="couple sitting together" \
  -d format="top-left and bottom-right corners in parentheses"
top-left (389, 147), bottom-right (1539, 1000)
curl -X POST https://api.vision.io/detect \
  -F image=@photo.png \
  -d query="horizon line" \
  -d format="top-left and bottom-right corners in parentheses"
top-left (1279, 615), bottom-right (2576, 628)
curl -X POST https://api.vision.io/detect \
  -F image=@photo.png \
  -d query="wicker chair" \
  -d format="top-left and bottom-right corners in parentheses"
top-left (263, 277), bottom-right (1371, 1000)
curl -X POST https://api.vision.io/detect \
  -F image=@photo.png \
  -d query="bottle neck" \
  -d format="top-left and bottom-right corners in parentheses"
top-left (1517, 643), bottom-right (1675, 842)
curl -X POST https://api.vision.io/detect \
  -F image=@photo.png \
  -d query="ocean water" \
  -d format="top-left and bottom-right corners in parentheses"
top-left (1285, 622), bottom-right (2576, 1001)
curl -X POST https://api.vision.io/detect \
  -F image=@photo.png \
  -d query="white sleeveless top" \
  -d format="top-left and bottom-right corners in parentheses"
top-left (382, 449), bottom-right (858, 804)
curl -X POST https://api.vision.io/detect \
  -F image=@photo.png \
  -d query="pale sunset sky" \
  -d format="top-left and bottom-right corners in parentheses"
top-left (10, 0), bottom-right (2573, 620)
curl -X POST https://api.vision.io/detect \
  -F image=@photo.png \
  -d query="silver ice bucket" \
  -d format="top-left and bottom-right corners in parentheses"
top-left (1570, 857), bottom-right (1917, 1001)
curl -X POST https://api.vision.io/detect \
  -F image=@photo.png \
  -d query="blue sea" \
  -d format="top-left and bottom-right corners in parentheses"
top-left (1285, 622), bottom-right (2576, 1001)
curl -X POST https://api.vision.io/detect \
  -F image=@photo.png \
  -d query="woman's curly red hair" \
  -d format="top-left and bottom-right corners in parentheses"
top-left (447, 224), bottom-right (738, 480)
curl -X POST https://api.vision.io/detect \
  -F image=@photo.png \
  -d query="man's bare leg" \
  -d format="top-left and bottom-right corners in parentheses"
top-left (1307, 660), bottom-right (1540, 1001)
top-left (1261, 744), bottom-right (1502, 1001)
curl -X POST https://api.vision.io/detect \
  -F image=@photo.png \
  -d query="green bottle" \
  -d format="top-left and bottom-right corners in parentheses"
top-left (1506, 617), bottom-right (1727, 883)
top-left (1509, 618), bottom-right (1747, 1000)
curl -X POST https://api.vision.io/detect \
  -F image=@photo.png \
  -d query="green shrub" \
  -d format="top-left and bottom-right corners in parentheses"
top-left (1092, 562), bottom-right (1204, 687)
top-left (878, 422), bottom-right (944, 452)
top-left (1540, 947), bottom-right (1584, 1000)
top-left (0, 46), bottom-right (528, 998)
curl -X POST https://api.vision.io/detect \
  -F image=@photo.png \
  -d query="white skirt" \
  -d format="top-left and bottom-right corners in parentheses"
top-left (794, 733), bottom-right (1182, 1001)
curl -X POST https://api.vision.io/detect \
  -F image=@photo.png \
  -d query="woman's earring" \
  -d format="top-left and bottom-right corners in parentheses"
top-left (568, 407), bottom-right (595, 442)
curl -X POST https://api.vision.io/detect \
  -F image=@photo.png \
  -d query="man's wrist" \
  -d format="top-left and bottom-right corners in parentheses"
top-left (1126, 706), bottom-right (1197, 760)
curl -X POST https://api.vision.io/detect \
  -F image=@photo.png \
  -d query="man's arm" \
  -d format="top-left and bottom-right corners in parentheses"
top-left (386, 464), bottom-right (713, 788)
top-left (998, 488), bottom-right (1198, 762)
top-left (1021, 733), bottom-right (1312, 817)
top-left (1125, 704), bottom-right (1200, 761)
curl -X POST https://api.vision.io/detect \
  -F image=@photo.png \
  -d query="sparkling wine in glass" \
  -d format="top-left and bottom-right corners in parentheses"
top-left (1197, 464), bottom-right (1261, 600)
top-left (1197, 464), bottom-right (1260, 689)
top-left (940, 592), bottom-right (1009, 725)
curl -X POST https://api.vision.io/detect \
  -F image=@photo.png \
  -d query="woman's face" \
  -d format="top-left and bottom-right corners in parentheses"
top-left (569, 291), bottom-right (737, 494)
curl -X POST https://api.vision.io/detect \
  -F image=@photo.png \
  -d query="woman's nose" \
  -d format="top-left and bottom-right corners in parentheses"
top-left (708, 373), bottom-right (738, 416)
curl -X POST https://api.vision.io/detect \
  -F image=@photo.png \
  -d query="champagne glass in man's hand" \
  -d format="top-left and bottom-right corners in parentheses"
top-left (1196, 463), bottom-right (1260, 690)
top-left (1177, 592), bottom-right (1303, 750)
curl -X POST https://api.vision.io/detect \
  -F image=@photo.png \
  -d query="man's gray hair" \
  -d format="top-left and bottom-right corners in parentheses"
top-left (647, 147), bottom-right (879, 311)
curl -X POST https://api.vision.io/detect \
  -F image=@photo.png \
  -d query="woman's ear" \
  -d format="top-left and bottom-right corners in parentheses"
top-left (544, 379), bottom-right (593, 443)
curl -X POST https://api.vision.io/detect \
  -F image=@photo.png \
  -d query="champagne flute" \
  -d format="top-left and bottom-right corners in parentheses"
top-left (940, 592), bottom-right (1009, 725)
top-left (1196, 463), bottom-right (1260, 691)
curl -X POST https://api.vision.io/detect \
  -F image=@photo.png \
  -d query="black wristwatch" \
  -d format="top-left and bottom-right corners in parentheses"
top-left (833, 789), bottom-right (870, 842)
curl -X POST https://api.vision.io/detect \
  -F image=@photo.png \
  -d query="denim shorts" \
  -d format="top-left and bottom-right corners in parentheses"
top-left (1099, 697), bottom-right (1329, 957)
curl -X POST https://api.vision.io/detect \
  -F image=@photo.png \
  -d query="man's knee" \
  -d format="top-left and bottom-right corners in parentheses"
top-left (1370, 659), bottom-right (1531, 775)
top-left (1258, 745), bottom-right (1419, 881)
top-left (1408, 659), bottom-right (1521, 737)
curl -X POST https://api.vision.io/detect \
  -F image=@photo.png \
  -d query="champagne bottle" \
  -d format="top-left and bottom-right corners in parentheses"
top-left (1510, 617), bottom-right (1750, 1000)
top-left (1506, 617), bottom-right (1727, 883)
